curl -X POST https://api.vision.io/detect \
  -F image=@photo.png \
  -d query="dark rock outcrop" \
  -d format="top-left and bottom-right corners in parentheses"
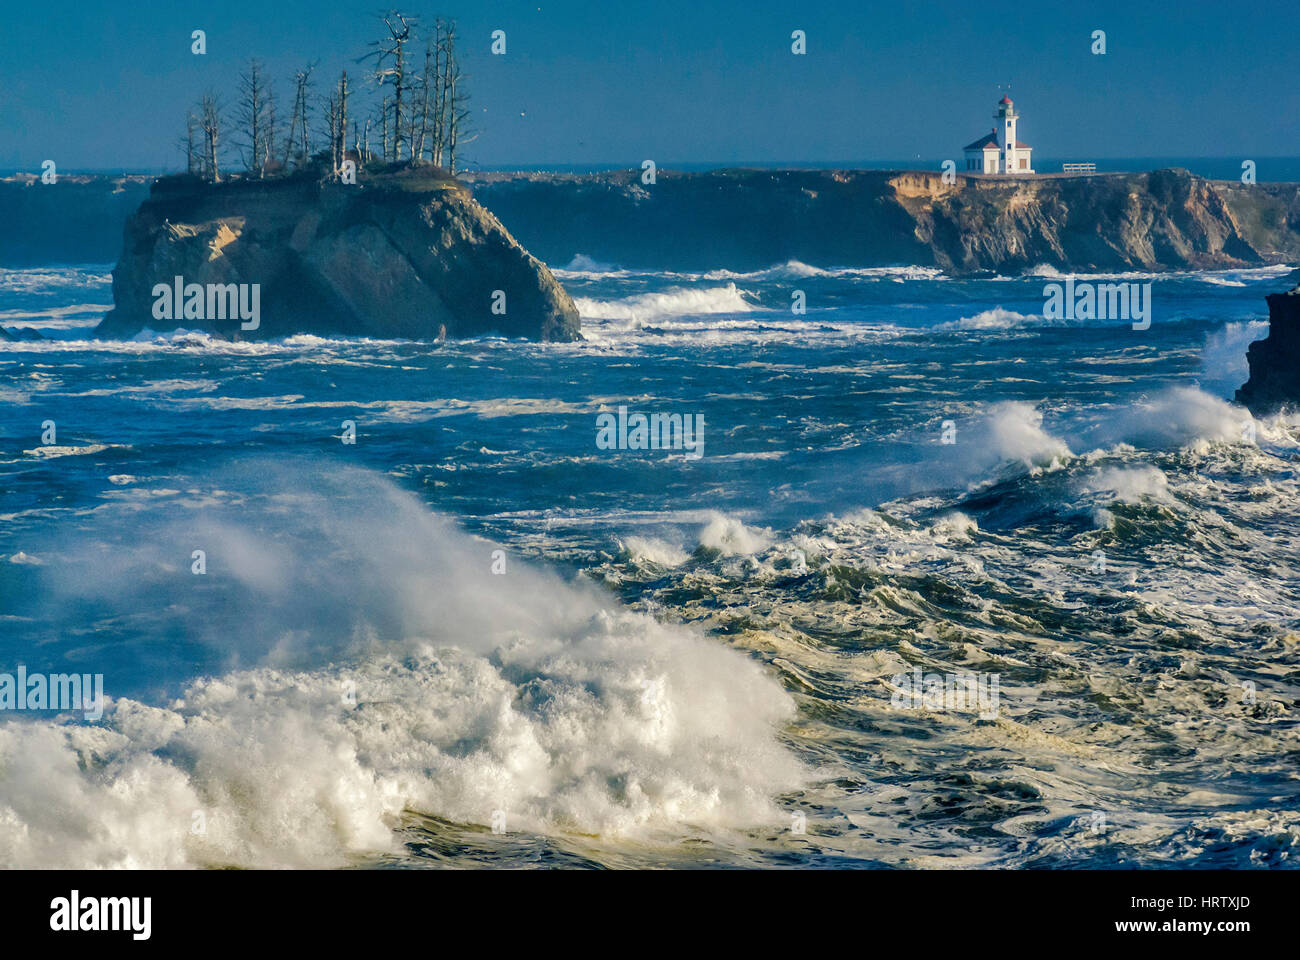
top-left (0, 326), bottom-right (45, 341)
top-left (1236, 285), bottom-right (1300, 414)
top-left (466, 168), bottom-right (1300, 275)
top-left (96, 169), bottom-right (581, 342)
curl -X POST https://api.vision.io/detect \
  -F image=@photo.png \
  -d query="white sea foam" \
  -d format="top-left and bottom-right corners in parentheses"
top-left (22, 443), bottom-right (122, 459)
top-left (0, 266), bottom-right (112, 292)
top-left (927, 512), bottom-right (980, 540)
top-left (1026, 263), bottom-right (1296, 283)
top-left (0, 302), bottom-right (111, 330)
top-left (701, 261), bottom-right (944, 282)
top-left (976, 401), bottom-right (1073, 470)
top-left (939, 307), bottom-right (1040, 330)
top-left (621, 536), bottom-right (691, 567)
top-left (722, 260), bottom-right (833, 280)
top-left (890, 401), bottom-right (1076, 498)
top-left (0, 331), bottom-right (386, 357)
top-left (165, 394), bottom-right (593, 421)
top-left (561, 253), bottom-right (620, 274)
top-left (575, 283), bottom-right (757, 321)
top-left (0, 463), bottom-right (804, 868)
top-left (698, 512), bottom-right (773, 556)
top-left (1089, 386), bottom-right (1251, 449)
top-left (1078, 465), bottom-right (1174, 504)
top-left (1200, 321), bottom-right (1269, 398)
top-left (554, 258), bottom-right (943, 284)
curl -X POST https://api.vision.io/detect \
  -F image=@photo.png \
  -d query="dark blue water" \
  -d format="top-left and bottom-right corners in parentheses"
top-left (1, 258), bottom-right (1298, 868)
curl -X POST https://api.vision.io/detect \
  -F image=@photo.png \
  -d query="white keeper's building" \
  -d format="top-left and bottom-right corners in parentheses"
top-left (963, 96), bottom-right (1034, 175)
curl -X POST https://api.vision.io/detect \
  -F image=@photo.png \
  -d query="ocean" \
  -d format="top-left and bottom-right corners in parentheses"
top-left (1, 257), bottom-right (1298, 868)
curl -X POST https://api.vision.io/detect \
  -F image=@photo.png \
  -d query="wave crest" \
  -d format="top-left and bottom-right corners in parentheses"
top-left (575, 282), bottom-right (757, 321)
top-left (0, 462), bottom-right (805, 868)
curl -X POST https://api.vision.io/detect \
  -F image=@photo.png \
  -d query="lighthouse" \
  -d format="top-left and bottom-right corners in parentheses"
top-left (995, 96), bottom-right (1033, 174)
top-left (962, 96), bottom-right (1034, 174)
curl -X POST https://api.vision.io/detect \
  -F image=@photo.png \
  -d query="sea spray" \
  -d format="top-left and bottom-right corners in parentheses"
top-left (0, 461), bottom-right (804, 868)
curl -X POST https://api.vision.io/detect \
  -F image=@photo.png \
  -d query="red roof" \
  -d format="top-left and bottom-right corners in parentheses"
top-left (999, 96), bottom-right (1013, 104)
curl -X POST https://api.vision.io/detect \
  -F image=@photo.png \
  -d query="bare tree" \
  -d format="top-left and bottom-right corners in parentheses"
top-left (447, 79), bottom-right (476, 174)
top-left (406, 75), bottom-right (420, 162)
top-left (322, 71), bottom-right (351, 179)
top-left (337, 71), bottom-right (349, 172)
top-left (440, 20), bottom-right (475, 173)
top-left (362, 10), bottom-right (417, 162)
top-left (179, 110), bottom-right (198, 175)
top-left (237, 59), bottom-right (273, 178)
top-left (167, 9), bottom-right (480, 181)
top-left (415, 31), bottom-right (436, 162)
top-left (325, 90), bottom-right (339, 172)
top-left (283, 64), bottom-right (316, 168)
top-left (198, 93), bottom-right (223, 182)
top-left (262, 81), bottom-right (278, 173)
top-left (431, 18), bottom-right (450, 166)
top-left (298, 69), bottom-right (314, 162)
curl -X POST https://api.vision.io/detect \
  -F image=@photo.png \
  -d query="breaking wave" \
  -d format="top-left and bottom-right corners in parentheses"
top-left (575, 283), bottom-right (758, 321)
top-left (0, 462), bottom-right (805, 868)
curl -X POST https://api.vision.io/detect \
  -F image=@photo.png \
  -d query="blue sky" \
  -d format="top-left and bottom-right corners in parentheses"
top-left (2, 0), bottom-right (1297, 171)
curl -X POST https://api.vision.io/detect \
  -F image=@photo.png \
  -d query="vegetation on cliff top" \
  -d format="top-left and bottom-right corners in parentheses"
top-left (180, 9), bottom-right (476, 188)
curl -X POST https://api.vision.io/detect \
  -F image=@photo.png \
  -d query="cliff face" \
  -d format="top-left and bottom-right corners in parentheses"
top-left (0, 175), bottom-right (152, 266)
top-left (1236, 285), bottom-right (1300, 414)
top-left (467, 169), bottom-right (926, 271)
top-left (7, 167), bottom-right (1298, 283)
top-left (97, 170), bottom-right (581, 342)
top-left (467, 168), bottom-right (1300, 275)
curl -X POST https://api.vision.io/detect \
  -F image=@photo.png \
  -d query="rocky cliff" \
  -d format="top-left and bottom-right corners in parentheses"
top-left (466, 168), bottom-right (1300, 275)
top-left (1236, 284), bottom-right (1300, 414)
top-left (96, 168), bottom-right (581, 342)
top-left (7, 167), bottom-right (1298, 285)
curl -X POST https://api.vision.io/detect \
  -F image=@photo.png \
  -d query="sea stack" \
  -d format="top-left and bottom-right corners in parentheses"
top-left (1236, 284), bottom-right (1300, 414)
top-left (96, 165), bottom-right (581, 343)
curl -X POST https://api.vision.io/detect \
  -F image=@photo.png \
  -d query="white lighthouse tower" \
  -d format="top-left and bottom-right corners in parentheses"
top-left (995, 96), bottom-right (1033, 174)
top-left (962, 95), bottom-right (1035, 174)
